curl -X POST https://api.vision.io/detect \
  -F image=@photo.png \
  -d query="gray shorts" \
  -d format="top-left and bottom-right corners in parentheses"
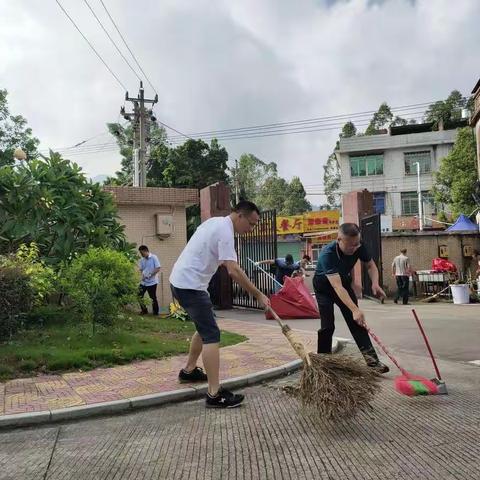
top-left (170, 285), bottom-right (220, 344)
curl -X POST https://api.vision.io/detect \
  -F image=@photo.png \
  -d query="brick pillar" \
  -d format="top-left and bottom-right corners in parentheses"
top-left (341, 190), bottom-right (374, 297)
top-left (200, 182), bottom-right (231, 221)
top-left (200, 181), bottom-right (233, 309)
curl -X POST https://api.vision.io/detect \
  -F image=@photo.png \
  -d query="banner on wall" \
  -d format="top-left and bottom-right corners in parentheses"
top-left (276, 210), bottom-right (340, 235)
top-left (303, 210), bottom-right (340, 233)
top-left (276, 215), bottom-right (304, 234)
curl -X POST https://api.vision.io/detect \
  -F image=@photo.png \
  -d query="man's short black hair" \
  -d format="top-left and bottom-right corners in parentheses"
top-left (138, 245), bottom-right (149, 252)
top-left (303, 254), bottom-right (311, 261)
top-left (233, 200), bottom-right (260, 216)
top-left (285, 254), bottom-right (294, 264)
top-left (339, 223), bottom-right (361, 237)
top-left (400, 248), bottom-right (407, 254)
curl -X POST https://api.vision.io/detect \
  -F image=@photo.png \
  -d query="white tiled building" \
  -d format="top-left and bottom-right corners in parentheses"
top-left (335, 124), bottom-right (465, 225)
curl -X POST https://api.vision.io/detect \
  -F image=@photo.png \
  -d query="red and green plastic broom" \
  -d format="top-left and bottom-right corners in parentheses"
top-left (365, 325), bottom-right (440, 396)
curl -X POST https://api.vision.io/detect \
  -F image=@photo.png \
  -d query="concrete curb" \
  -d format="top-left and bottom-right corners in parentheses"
top-left (0, 339), bottom-right (340, 429)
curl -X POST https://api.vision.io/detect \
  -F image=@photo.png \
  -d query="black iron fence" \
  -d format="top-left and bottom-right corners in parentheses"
top-left (233, 209), bottom-right (277, 308)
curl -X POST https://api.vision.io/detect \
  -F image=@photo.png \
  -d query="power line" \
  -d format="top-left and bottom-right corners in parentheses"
top-left (55, 0), bottom-right (127, 90)
top-left (83, 0), bottom-right (143, 83)
top-left (99, 0), bottom-right (157, 95)
top-left (167, 114), bottom-right (426, 144)
top-left (168, 102), bottom-right (434, 140)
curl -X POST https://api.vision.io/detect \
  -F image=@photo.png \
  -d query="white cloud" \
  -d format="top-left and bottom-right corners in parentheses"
top-left (1, 0), bottom-right (479, 205)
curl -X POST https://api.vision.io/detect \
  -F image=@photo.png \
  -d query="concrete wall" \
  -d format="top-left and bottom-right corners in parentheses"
top-left (381, 232), bottom-right (480, 295)
top-left (104, 186), bottom-right (198, 308)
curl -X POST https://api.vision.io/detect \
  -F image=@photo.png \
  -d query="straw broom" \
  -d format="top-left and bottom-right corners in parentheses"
top-left (267, 307), bottom-right (381, 420)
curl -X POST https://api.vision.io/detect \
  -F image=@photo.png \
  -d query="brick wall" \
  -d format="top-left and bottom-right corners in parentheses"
top-left (105, 187), bottom-right (199, 308)
top-left (381, 232), bottom-right (480, 295)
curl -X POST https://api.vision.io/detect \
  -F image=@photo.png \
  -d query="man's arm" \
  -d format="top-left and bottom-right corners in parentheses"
top-left (391, 259), bottom-right (396, 277)
top-left (366, 259), bottom-right (386, 298)
top-left (256, 259), bottom-right (275, 265)
top-left (223, 260), bottom-right (270, 308)
top-left (326, 274), bottom-right (365, 325)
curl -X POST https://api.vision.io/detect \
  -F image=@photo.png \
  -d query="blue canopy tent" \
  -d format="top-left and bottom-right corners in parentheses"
top-left (445, 214), bottom-right (478, 232)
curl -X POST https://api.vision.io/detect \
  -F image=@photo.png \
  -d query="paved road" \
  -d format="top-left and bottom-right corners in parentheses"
top-left (1, 347), bottom-right (479, 480)
top-left (219, 301), bottom-right (480, 363)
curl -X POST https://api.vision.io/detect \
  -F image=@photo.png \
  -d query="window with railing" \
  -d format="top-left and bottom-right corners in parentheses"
top-left (401, 191), bottom-right (436, 215)
top-left (350, 154), bottom-right (384, 177)
top-left (373, 192), bottom-right (385, 214)
top-left (404, 151), bottom-right (431, 174)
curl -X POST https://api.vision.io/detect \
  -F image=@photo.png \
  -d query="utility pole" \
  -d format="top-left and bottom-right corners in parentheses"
top-left (234, 158), bottom-right (240, 204)
top-left (415, 161), bottom-right (424, 231)
top-left (120, 81), bottom-right (158, 187)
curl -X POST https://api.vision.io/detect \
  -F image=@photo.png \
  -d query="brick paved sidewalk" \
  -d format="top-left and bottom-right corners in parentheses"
top-left (0, 319), bottom-right (318, 417)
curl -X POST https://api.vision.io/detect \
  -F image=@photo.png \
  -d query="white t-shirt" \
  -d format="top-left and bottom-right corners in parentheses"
top-left (170, 216), bottom-right (237, 291)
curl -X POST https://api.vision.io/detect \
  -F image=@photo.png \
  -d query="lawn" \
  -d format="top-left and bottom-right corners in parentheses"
top-left (0, 307), bottom-right (247, 381)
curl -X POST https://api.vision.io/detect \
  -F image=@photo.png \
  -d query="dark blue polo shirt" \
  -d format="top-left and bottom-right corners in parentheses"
top-left (314, 241), bottom-right (371, 288)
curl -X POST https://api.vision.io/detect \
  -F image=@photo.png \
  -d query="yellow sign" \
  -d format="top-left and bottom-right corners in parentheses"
top-left (303, 210), bottom-right (340, 233)
top-left (276, 210), bottom-right (340, 235)
top-left (276, 215), bottom-right (304, 235)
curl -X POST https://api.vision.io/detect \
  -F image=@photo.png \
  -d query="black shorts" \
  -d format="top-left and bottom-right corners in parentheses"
top-left (170, 285), bottom-right (220, 344)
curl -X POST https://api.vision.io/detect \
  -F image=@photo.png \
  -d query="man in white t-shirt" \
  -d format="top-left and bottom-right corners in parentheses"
top-left (170, 201), bottom-right (270, 409)
top-left (392, 248), bottom-right (411, 305)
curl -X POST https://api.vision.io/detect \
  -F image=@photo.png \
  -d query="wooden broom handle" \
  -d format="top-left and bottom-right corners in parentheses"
top-left (267, 307), bottom-right (312, 366)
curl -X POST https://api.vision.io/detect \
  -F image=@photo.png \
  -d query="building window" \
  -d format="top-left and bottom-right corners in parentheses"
top-left (404, 151), bottom-right (431, 174)
top-left (350, 154), bottom-right (384, 177)
top-left (373, 192), bottom-right (385, 214)
top-left (401, 191), bottom-right (436, 215)
top-left (401, 191), bottom-right (419, 215)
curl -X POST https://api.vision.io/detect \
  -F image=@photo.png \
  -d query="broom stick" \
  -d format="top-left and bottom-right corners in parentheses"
top-left (411, 309), bottom-right (442, 380)
top-left (267, 307), bottom-right (312, 367)
top-left (247, 257), bottom-right (283, 288)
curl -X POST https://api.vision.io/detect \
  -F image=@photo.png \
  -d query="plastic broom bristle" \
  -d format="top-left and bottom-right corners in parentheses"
top-left (394, 375), bottom-right (439, 396)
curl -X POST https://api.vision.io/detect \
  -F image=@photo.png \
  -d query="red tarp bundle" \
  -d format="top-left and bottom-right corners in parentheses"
top-left (265, 276), bottom-right (320, 320)
top-left (431, 258), bottom-right (457, 273)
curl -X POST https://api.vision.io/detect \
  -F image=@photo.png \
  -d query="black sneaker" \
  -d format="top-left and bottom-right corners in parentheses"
top-left (205, 388), bottom-right (244, 408)
top-left (368, 361), bottom-right (390, 374)
top-left (178, 367), bottom-right (208, 383)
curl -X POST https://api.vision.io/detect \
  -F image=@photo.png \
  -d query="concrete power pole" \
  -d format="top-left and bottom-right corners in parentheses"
top-left (121, 81), bottom-right (158, 187)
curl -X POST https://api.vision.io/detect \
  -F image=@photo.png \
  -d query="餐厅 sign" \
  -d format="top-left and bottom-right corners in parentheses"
top-left (276, 210), bottom-right (340, 235)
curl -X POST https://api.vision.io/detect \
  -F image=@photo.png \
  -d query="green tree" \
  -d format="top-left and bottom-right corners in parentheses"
top-left (236, 153), bottom-right (277, 202)
top-left (323, 152), bottom-right (341, 208)
top-left (432, 127), bottom-right (477, 217)
top-left (340, 121), bottom-right (357, 138)
top-left (365, 102), bottom-right (393, 135)
top-left (425, 90), bottom-right (469, 128)
top-left (282, 176), bottom-right (311, 215)
top-left (255, 176), bottom-right (288, 212)
top-left (0, 153), bottom-right (131, 265)
top-left (0, 89), bottom-right (39, 167)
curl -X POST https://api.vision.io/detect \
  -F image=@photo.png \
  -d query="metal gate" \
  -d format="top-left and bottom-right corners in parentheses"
top-left (233, 209), bottom-right (277, 308)
top-left (360, 213), bottom-right (383, 297)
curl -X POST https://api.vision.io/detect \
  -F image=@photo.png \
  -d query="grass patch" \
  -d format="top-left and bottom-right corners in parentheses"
top-left (0, 307), bottom-right (247, 381)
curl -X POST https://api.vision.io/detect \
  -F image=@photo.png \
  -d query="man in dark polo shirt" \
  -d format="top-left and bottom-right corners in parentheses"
top-left (313, 223), bottom-right (389, 373)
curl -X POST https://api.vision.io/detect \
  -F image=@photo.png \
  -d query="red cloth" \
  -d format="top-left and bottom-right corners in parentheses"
top-left (431, 258), bottom-right (457, 272)
top-left (265, 276), bottom-right (319, 320)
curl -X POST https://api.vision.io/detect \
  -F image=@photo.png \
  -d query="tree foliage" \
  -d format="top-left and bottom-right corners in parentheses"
top-left (432, 127), bottom-right (477, 217)
top-left (0, 89), bottom-right (39, 167)
top-left (425, 90), bottom-right (468, 128)
top-left (0, 153), bottom-right (131, 265)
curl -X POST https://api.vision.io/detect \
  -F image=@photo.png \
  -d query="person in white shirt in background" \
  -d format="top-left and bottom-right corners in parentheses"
top-left (138, 245), bottom-right (161, 315)
top-left (170, 201), bottom-right (270, 409)
top-left (392, 248), bottom-right (412, 305)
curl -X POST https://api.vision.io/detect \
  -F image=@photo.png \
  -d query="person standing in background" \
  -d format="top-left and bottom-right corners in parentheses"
top-left (138, 245), bottom-right (161, 315)
top-left (392, 248), bottom-right (411, 305)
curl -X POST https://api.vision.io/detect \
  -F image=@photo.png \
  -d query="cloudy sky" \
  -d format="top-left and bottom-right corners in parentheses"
top-left (1, 0), bottom-right (479, 203)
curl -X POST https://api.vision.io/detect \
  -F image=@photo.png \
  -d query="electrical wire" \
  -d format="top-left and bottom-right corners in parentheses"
top-left (55, 0), bottom-right (127, 90)
top-left (83, 0), bottom-right (143, 83)
top-left (99, 0), bottom-right (157, 95)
